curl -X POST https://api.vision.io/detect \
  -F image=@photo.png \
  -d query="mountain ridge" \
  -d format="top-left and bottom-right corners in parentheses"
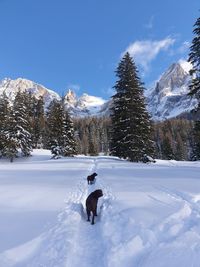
top-left (0, 61), bottom-right (197, 120)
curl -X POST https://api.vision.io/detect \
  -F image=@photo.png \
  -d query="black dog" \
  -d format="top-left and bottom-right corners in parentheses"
top-left (87, 172), bottom-right (98, 185)
top-left (86, 189), bottom-right (103, 225)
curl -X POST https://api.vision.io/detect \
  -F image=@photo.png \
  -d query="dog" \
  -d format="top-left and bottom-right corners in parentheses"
top-left (87, 172), bottom-right (98, 185)
top-left (86, 189), bottom-right (103, 225)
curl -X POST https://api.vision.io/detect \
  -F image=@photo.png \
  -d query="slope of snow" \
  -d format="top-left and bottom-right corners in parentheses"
top-left (0, 151), bottom-right (200, 266)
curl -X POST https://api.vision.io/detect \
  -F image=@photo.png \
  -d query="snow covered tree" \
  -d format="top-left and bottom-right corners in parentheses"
top-left (32, 96), bottom-right (45, 148)
top-left (110, 52), bottom-right (154, 161)
top-left (188, 16), bottom-right (200, 107)
top-left (63, 111), bottom-right (77, 156)
top-left (45, 99), bottom-right (77, 156)
top-left (12, 91), bottom-right (32, 156)
top-left (3, 109), bottom-right (18, 162)
top-left (188, 16), bottom-right (200, 159)
top-left (0, 93), bottom-right (10, 156)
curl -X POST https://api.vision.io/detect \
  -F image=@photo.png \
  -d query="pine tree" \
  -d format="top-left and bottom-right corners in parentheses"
top-left (192, 121), bottom-right (200, 160)
top-left (161, 134), bottom-right (174, 160)
top-left (73, 116), bottom-right (111, 155)
top-left (188, 16), bottom-right (200, 106)
top-left (45, 99), bottom-right (76, 156)
top-left (12, 91), bottom-right (32, 156)
top-left (32, 96), bottom-right (45, 148)
top-left (188, 16), bottom-right (200, 159)
top-left (63, 111), bottom-right (77, 156)
top-left (0, 93), bottom-right (10, 156)
top-left (110, 52), bottom-right (154, 161)
top-left (3, 108), bottom-right (18, 162)
top-left (175, 133), bottom-right (185, 160)
top-left (45, 99), bottom-right (61, 149)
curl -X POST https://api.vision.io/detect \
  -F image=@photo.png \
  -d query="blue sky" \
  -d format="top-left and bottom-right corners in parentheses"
top-left (0, 0), bottom-right (199, 99)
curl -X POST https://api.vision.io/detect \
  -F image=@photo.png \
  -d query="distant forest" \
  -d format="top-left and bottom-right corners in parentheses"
top-left (74, 116), bottom-right (197, 161)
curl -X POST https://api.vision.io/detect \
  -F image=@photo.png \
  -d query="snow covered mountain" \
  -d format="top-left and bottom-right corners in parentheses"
top-left (0, 60), bottom-right (198, 120)
top-left (0, 78), bottom-right (60, 108)
top-left (64, 89), bottom-right (110, 117)
top-left (147, 61), bottom-right (198, 120)
top-left (0, 78), bottom-right (110, 116)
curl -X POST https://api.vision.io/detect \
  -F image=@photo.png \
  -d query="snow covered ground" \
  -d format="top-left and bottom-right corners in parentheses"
top-left (0, 150), bottom-right (200, 267)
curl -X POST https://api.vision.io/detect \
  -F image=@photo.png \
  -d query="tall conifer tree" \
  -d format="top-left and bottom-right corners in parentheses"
top-left (110, 52), bottom-right (154, 161)
top-left (188, 16), bottom-right (200, 159)
top-left (0, 93), bottom-right (10, 156)
top-left (63, 111), bottom-right (77, 156)
top-left (3, 108), bottom-right (18, 162)
top-left (32, 96), bottom-right (45, 148)
top-left (192, 121), bottom-right (200, 160)
top-left (45, 99), bottom-right (76, 156)
top-left (12, 91), bottom-right (32, 156)
top-left (188, 16), bottom-right (200, 105)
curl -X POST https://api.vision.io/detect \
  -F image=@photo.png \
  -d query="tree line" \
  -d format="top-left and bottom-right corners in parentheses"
top-left (74, 117), bottom-right (199, 161)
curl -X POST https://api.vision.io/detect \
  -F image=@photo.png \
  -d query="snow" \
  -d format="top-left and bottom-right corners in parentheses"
top-left (0, 150), bottom-right (200, 266)
top-left (179, 59), bottom-right (193, 74)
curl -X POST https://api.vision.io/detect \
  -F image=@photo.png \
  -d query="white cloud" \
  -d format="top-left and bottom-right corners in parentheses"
top-left (122, 37), bottom-right (175, 72)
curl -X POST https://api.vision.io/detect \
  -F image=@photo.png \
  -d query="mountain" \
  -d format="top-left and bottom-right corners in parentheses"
top-left (0, 78), bottom-right (110, 117)
top-left (147, 61), bottom-right (198, 120)
top-left (64, 89), bottom-right (110, 117)
top-left (0, 61), bottom-right (198, 120)
top-left (0, 78), bottom-right (60, 108)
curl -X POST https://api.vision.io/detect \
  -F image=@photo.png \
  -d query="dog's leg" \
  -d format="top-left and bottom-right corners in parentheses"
top-left (91, 212), bottom-right (95, 225)
top-left (87, 209), bottom-right (90, 221)
top-left (94, 208), bottom-right (97, 216)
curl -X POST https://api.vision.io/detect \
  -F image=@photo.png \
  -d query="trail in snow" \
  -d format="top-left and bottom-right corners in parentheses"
top-left (23, 158), bottom-right (114, 267)
top-left (64, 158), bottom-right (114, 267)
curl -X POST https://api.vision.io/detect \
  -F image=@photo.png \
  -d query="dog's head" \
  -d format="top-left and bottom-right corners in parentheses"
top-left (93, 173), bottom-right (98, 177)
top-left (93, 189), bottom-right (103, 198)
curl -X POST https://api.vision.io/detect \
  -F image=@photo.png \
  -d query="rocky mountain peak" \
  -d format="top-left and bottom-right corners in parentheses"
top-left (155, 62), bottom-right (189, 97)
top-left (147, 61), bottom-right (197, 120)
top-left (65, 89), bottom-right (77, 104)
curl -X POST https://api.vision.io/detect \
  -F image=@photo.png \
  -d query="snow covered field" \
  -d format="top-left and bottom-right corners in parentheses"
top-left (0, 150), bottom-right (200, 267)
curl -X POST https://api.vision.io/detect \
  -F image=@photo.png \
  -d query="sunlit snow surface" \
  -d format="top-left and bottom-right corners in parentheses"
top-left (0, 150), bottom-right (200, 267)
